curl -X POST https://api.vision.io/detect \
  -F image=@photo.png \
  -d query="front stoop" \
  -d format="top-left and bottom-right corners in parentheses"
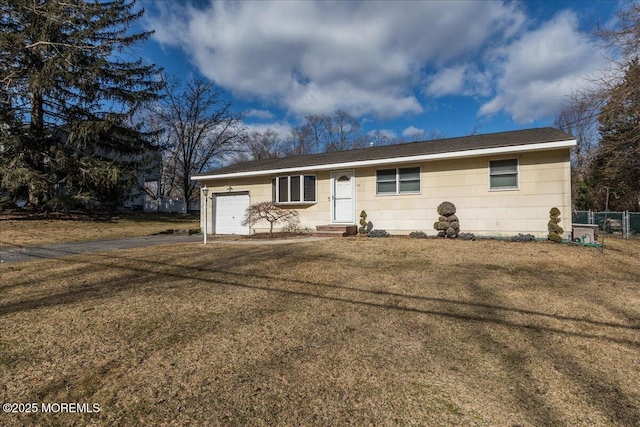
top-left (312, 224), bottom-right (357, 237)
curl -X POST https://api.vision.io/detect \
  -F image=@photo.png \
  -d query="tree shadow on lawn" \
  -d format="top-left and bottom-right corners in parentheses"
top-left (2, 246), bottom-right (639, 425)
top-left (463, 279), bottom-right (640, 426)
top-left (1, 247), bottom-right (638, 346)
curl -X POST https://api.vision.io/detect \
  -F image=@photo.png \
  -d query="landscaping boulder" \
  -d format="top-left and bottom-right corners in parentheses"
top-left (434, 201), bottom-right (460, 238)
top-left (368, 229), bottom-right (390, 238)
top-left (510, 233), bottom-right (536, 242)
top-left (409, 231), bottom-right (427, 239)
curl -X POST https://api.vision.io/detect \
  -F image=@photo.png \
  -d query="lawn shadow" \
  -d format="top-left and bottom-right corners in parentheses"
top-left (462, 277), bottom-right (640, 426)
top-left (2, 244), bottom-right (639, 425)
top-left (1, 246), bottom-right (638, 347)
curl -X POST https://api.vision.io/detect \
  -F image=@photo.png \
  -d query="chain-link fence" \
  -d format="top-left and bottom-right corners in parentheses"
top-left (572, 210), bottom-right (639, 239)
top-left (630, 212), bottom-right (640, 237)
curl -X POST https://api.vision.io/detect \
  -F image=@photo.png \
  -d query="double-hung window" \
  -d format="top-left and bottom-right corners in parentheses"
top-left (376, 167), bottom-right (421, 194)
top-left (272, 175), bottom-right (316, 203)
top-left (489, 159), bottom-right (518, 190)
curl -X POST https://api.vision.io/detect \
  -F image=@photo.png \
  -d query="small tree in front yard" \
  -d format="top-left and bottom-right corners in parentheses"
top-left (242, 202), bottom-right (299, 237)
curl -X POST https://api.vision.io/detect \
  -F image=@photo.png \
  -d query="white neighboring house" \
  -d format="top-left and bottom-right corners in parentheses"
top-left (124, 143), bottom-right (162, 210)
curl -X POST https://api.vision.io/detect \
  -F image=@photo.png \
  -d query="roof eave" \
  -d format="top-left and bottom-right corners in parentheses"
top-left (191, 139), bottom-right (576, 181)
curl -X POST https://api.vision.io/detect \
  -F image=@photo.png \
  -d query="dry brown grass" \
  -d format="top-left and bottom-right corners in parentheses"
top-left (0, 212), bottom-right (200, 248)
top-left (0, 237), bottom-right (639, 426)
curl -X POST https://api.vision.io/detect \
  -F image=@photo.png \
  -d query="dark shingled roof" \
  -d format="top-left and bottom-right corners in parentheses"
top-left (193, 127), bottom-right (574, 178)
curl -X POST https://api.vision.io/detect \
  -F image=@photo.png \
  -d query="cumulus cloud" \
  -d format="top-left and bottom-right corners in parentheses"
top-left (245, 109), bottom-right (275, 120)
top-left (479, 11), bottom-right (608, 123)
top-left (425, 67), bottom-right (466, 97)
top-left (147, 1), bottom-right (607, 125)
top-left (146, 0), bottom-right (525, 119)
top-left (425, 65), bottom-right (493, 97)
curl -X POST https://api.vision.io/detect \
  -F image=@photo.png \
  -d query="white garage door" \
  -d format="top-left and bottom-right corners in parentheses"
top-left (215, 193), bottom-right (250, 235)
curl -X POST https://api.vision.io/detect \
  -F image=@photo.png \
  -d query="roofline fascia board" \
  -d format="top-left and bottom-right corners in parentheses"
top-left (191, 139), bottom-right (576, 181)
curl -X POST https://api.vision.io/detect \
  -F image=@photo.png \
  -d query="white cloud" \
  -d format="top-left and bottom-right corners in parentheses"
top-left (425, 65), bottom-right (493, 98)
top-left (425, 67), bottom-right (466, 97)
top-left (147, 0), bottom-right (525, 119)
top-left (245, 109), bottom-right (275, 120)
top-left (479, 11), bottom-right (608, 123)
top-left (147, 2), bottom-right (607, 125)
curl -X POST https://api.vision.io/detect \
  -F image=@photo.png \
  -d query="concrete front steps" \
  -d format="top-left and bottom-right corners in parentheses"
top-left (312, 224), bottom-right (357, 237)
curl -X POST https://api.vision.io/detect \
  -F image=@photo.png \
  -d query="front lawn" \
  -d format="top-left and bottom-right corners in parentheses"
top-left (0, 211), bottom-right (200, 248)
top-left (0, 238), bottom-right (638, 426)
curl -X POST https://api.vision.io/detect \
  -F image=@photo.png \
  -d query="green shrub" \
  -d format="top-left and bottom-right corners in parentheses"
top-left (548, 207), bottom-right (564, 243)
top-left (437, 201), bottom-right (456, 216)
top-left (549, 233), bottom-right (563, 243)
top-left (547, 221), bottom-right (563, 234)
top-left (358, 210), bottom-right (368, 234)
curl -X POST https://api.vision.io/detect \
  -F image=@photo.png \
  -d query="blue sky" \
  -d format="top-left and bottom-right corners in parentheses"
top-left (138, 0), bottom-right (621, 141)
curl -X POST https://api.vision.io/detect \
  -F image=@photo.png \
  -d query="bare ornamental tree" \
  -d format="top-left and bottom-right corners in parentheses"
top-left (242, 201), bottom-right (299, 236)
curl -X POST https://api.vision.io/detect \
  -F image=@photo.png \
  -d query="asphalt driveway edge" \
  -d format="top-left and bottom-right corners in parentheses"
top-left (0, 235), bottom-right (330, 263)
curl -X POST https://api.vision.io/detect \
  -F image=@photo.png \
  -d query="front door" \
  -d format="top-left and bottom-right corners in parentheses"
top-left (332, 171), bottom-right (354, 223)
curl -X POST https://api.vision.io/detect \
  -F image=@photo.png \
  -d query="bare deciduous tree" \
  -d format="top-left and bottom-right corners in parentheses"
top-left (150, 77), bottom-right (244, 211)
top-left (305, 114), bottom-right (330, 153)
top-left (239, 129), bottom-right (282, 160)
top-left (298, 110), bottom-right (364, 153)
top-left (283, 124), bottom-right (314, 156)
top-left (368, 130), bottom-right (397, 146)
top-left (595, 2), bottom-right (640, 62)
top-left (399, 128), bottom-right (445, 143)
top-left (325, 109), bottom-right (363, 151)
top-left (553, 100), bottom-right (599, 177)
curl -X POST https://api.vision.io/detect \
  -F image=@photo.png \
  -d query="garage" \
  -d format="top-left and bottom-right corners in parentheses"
top-left (214, 193), bottom-right (250, 235)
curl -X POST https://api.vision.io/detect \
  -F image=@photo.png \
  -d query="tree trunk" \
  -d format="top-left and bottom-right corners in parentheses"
top-left (28, 89), bottom-right (45, 209)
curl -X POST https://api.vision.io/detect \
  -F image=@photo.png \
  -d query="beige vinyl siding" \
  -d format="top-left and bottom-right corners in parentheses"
top-left (200, 148), bottom-right (572, 238)
top-left (355, 149), bottom-right (571, 238)
top-left (200, 171), bottom-right (332, 234)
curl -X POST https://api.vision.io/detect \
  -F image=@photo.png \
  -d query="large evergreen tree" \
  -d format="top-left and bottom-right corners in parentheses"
top-left (592, 59), bottom-right (640, 210)
top-left (0, 0), bottom-right (162, 211)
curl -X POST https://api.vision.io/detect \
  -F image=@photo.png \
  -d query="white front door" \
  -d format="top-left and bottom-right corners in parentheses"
top-left (332, 171), bottom-right (354, 223)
